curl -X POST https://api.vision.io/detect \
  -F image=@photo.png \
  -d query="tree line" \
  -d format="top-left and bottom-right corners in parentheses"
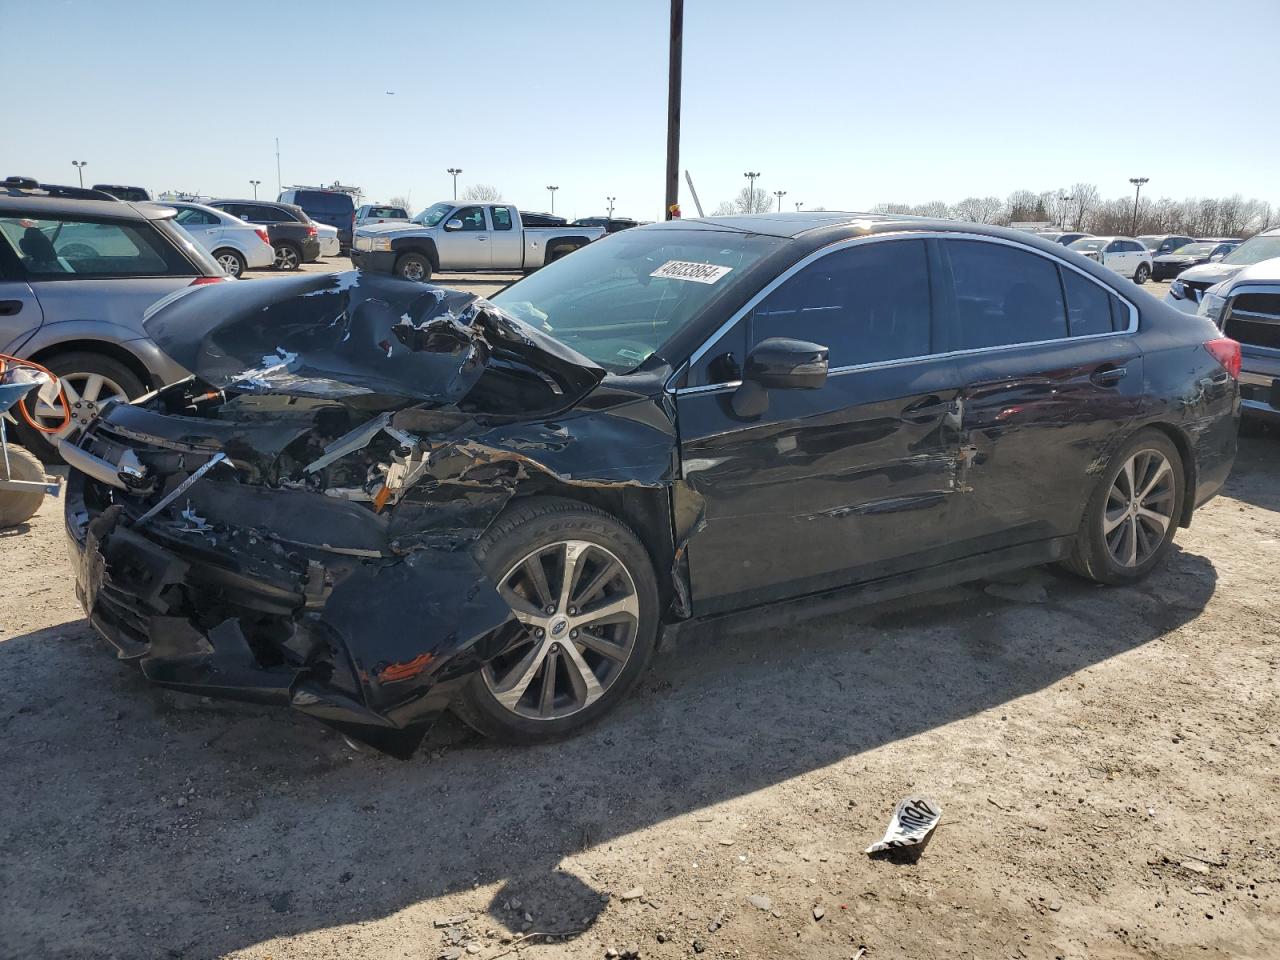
top-left (871, 185), bottom-right (1275, 238)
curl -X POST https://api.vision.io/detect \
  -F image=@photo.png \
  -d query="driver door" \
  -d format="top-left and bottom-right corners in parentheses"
top-left (674, 237), bottom-right (966, 615)
top-left (438, 205), bottom-right (492, 270)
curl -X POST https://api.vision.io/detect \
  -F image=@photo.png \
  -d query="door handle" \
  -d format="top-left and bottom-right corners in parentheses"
top-left (902, 395), bottom-right (946, 423)
top-left (1091, 365), bottom-right (1128, 387)
top-left (476, 236), bottom-right (487, 241)
top-left (0, 299), bottom-right (23, 317)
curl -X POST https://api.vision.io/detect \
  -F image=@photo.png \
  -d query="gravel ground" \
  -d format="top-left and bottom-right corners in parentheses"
top-left (5, 273), bottom-right (1275, 960)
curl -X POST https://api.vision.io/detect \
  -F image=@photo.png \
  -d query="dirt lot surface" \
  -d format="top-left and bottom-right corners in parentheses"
top-left (3, 275), bottom-right (1275, 960)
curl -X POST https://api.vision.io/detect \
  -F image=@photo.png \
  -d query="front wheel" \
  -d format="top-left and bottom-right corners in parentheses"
top-left (452, 498), bottom-right (659, 743)
top-left (1062, 428), bottom-right (1184, 584)
top-left (1134, 263), bottom-right (1151, 284)
top-left (395, 252), bottom-right (432, 282)
top-left (213, 248), bottom-right (247, 278)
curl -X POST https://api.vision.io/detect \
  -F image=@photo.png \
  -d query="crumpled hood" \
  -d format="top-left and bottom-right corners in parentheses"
top-left (142, 270), bottom-right (605, 406)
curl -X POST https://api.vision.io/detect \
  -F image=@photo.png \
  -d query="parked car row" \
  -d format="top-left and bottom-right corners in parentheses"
top-left (1033, 229), bottom-right (1246, 287)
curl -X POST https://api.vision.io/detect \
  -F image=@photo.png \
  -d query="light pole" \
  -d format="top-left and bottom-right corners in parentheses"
top-left (743, 171), bottom-right (760, 212)
top-left (607, 196), bottom-right (616, 218)
top-left (1058, 194), bottom-right (1073, 230)
top-left (71, 160), bottom-right (87, 187)
top-left (774, 189), bottom-right (787, 213)
top-left (795, 201), bottom-right (803, 211)
top-left (250, 179), bottom-right (261, 200)
top-left (447, 168), bottom-right (462, 200)
top-left (1128, 177), bottom-right (1149, 236)
top-left (546, 185), bottom-right (559, 215)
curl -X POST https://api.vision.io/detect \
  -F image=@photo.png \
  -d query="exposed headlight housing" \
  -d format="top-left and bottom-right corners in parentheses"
top-left (1197, 292), bottom-right (1227, 323)
top-left (1169, 278), bottom-right (1185, 299)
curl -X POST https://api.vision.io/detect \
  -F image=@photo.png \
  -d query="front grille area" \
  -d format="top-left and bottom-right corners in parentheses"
top-left (1225, 293), bottom-right (1280, 349)
top-left (1180, 280), bottom-right (1212, 303)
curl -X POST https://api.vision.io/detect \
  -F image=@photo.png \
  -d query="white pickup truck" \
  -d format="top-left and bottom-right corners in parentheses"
top-left (349, 201), bottom-right (604, 282)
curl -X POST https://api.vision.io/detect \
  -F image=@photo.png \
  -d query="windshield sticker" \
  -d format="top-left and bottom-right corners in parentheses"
top-left (650, 260), bottom-right (733, 284)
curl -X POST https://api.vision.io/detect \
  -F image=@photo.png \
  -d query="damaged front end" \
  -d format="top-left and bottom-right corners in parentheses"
top-left (64, 272), bottom-right (684, 756)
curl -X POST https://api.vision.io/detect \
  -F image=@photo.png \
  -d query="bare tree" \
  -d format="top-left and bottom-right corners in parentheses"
top-left (952, 196), bottom-right (1005, 224)
top-left (388, 195), bottom-right (411, 211)
top-left (1068, 183), bottom-right (1099, 232)
top-left (715, 185), bottom-right (775, 215)
top-left (461, 184), bottom-right (503, 203)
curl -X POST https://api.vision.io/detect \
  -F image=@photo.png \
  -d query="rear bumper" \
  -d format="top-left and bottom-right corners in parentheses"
top-left (300, 237), bottom-right (322, 262)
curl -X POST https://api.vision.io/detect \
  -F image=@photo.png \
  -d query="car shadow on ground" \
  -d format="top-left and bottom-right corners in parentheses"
top-left (1220, 434), bottom-right (1280, 512)
top-left (0, 533), bottom-right (1220, 956)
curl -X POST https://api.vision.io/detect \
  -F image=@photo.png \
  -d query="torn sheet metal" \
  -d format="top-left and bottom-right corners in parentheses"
top-left (865, 796), bottom-right (942, 854)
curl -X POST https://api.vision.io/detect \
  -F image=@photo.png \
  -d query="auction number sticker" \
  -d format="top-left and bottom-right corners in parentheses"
top-left (650, 260), bottom-right (733, 284)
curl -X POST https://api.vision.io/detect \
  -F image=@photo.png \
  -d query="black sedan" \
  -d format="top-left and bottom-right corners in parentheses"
top-left (1152, 241), bottom-right (1239, 281)
top-left (62, 214), bottom-right (1240, 755)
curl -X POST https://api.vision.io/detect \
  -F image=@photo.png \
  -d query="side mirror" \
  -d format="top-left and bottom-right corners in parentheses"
top-left (745, 337), bottom-right (828, 389)
top-left (732, 338), bottom-right (828, 418)
top-left (444, 218), bottom-right (464, 231)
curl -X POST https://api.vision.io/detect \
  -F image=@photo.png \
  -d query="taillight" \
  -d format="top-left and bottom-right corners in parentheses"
top-left (255, 226), bottom-right (270, 246)
top-left (1204, 337), bottom-right (1241, 379)
top-left (307, 225), bottom-right (317, 237)
top-left (190, 276), bottom-right (227, 286)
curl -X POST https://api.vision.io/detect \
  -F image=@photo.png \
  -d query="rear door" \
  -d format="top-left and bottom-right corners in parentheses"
top-left (0, 237), bottom-right (43, 352)
top-left (936, 236), bottom-right (1143, 553)
top-left (437, 205), bottom-right (492, 269)
top-left (675, 236), bottom-right (966, 614)
top-left (487, 205), bottom-right (522, 268)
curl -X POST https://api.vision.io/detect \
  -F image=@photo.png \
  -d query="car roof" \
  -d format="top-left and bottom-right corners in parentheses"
top-left (0, 193), bottom-right (171, 221)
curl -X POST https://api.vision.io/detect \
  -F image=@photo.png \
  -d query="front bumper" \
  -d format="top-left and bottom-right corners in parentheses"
top-left (64, 466), bottom-right (512, 756)
top-left (349, 248), bottom-right (398, 274)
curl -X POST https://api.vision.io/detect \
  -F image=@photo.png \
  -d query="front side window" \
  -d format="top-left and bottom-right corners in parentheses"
top-left (750, 240), bottom-right (932, 367)
top-left (491, 206), bottom-right (513, 230)
top-left (454, 206), bottom-right (486, 231)
top-left (942, 240), bottom-right (1067, 350)
top-left (0, 215), bottom-right (195, 278)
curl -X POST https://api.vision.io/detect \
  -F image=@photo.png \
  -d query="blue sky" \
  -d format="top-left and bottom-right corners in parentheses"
top-left (5, 0), bottom-right (1277, 220)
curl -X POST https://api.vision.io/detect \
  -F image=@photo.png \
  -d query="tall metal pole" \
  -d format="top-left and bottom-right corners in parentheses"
top-left (743, 172), bottom-right (760, 212)
top-left (607, 196), bottom-right (616, 218)
top-left (664, 0), bottom-right (683, 219)
top-left (275, 138), bottom-right (282, 196)
top-left (1058, 194), bottom-right (1073, 230)
top-left (774, 190), bottom-right (787, 212)
top-left (250, 179), bottom-right (261, 200)
top-left (447, 168), bottom-right (462, 200)
top-left (1128, 177), bottom-right (1148, 236)
top-left (546, 185), bottom-right (558, 215)
top-left (72, 160), bottom-right (86, 187)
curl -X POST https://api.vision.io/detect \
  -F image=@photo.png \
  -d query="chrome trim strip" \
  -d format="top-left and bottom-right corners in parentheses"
top-left (669, 230), bottom-right (1140, 395)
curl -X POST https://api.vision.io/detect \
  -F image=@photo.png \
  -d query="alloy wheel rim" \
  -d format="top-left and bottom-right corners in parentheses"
top-left (30, 371), bottom-right (126, 440)
top-left (482, 539), bottom-right (640, 720)
top-left (1104, 449), bottom-right (1175, 567)
top-left (217, 253), bottom-right (242, 276)
top-left (275, 247), bottom-right (298, 269)
top-left (402, 261), bottom-right (425, 281)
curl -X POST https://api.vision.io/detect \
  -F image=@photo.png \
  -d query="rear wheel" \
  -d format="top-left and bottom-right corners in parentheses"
top-left (1063, 428), bottom-right (1184, 584)
top-left (453, 498), bottom-right (659, 743)
top-left (14, 352), bottom-right (146, 463)
top-left (1134, 262), bottom-right (1151, 284)
top-left (213, 248), bottom-right (247, 278)
top-left (395, 252), bottom-right (432, 282)
top-left (273, 242), bottom-right (301, 270)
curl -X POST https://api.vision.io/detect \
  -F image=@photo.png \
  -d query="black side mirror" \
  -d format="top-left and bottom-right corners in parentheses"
top-left (745, 337), bottom-right (828, 389)
top-left (732, 338), bottom-right (828, 418)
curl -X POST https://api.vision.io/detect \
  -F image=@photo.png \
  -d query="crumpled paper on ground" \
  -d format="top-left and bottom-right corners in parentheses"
top-left (865, 796), bottom-right (942, 854)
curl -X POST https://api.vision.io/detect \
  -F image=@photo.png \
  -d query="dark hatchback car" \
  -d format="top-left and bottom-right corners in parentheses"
top-left (62, 213), bottom-right (1239, 756)
top-left (207, 199), bottom-right (320, 270)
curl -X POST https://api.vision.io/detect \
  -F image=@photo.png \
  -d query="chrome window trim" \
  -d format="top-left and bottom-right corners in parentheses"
top-left (668, 230), bottom-right (1140, 395)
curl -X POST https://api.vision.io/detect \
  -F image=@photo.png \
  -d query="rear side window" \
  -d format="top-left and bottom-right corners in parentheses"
top-left (751, 239), bottom-right (932, 367)
top-left (941, 240), bottom-right (1067, 349)
top-left (251, 204), bottom-right (295, 223)
top-left (174, 207), bottom-right (217, 226)
top-left (1060, 268), bottom-right (1122, 336)
top-left (0, 215), bottom-right (195, 278)
top-left (491, 206), bottom-right (514, 230)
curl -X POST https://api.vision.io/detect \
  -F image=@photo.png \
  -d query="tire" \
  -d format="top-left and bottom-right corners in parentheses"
top-left (1134, 263), bottom-right (1151, 284)
top-left (1062, 428), bottom-right (1184, 585)
top-left (273, 242), bottom-right (302, 270)
top-left (14, 352), bottom-right (147, 464)
top-left (0, 444), bottom-right (47, 528)
top-left (395, 252), bottom-right (432, 283)
top-left (213, 247), bottom-right (247, 278)
top-left (452, 497), bottom-right (660, 743)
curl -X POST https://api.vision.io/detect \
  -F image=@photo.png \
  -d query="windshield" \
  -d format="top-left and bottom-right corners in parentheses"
top-left (1069, 238), bottom-right (1108, 252)
top-left (491, 229), bottom-right (785, 373)
top-left (1167, 242), bottom-right (1213, 257)
top-left (1224, 234), bottom-right (1280, 266)
top-left (414, 202), bottom-right (453, 226)
top-left (1137, 236), bottom-right (1162, 249)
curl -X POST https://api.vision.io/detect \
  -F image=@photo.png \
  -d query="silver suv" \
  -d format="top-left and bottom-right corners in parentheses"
top-left (0, 177), bottom-right (226, 460)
